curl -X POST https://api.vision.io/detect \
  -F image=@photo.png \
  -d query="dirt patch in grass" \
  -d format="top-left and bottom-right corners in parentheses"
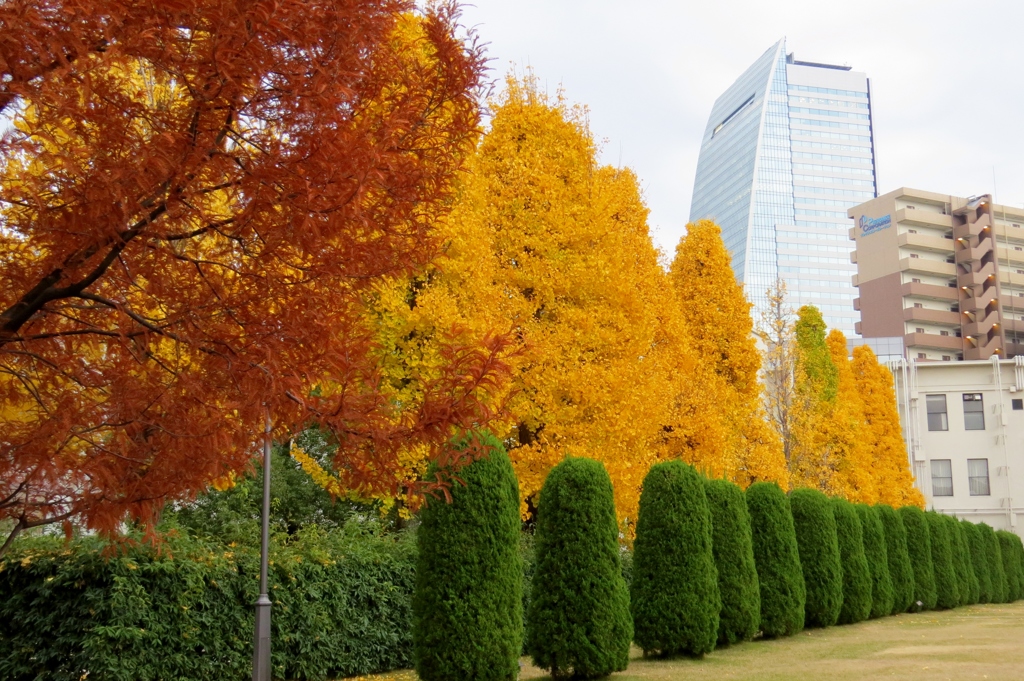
top-left (344, 601), bottom-right (1024, 681)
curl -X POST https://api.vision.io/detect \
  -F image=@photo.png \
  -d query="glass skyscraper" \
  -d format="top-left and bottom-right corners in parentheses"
top-left (690, 39), bottom-right (877, 336)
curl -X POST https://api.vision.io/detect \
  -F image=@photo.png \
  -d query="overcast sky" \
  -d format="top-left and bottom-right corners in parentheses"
top-left (458, 1), bottom-right (1024, 258)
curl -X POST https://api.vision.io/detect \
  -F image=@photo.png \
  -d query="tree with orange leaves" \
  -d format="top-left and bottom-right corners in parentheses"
top-left (852, 346), bottom-right (924, 507)
top-left (0, 0), bottom-right (512, 554)
top-left (668, 220), bottom-right (787, 487)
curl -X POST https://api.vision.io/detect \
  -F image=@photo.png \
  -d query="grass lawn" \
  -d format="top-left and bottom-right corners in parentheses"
top-left (343, 601), bottom-right (1024, 681)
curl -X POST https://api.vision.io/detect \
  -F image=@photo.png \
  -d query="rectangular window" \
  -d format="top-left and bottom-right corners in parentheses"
top-left (1012, 398), bottom-right (1023, 410)
top-left (914, 302), bottom-right (924, 308)
top-left (968, 459), bottom-right (990, 496)
top-left (926, 394), bottom-right (948, 431)
top-left (931, 459), bottom-right (953, 496)
top-left (942, 355), bottom-right (951, 361)
top-left (963, 393), bottom-right (985, 430)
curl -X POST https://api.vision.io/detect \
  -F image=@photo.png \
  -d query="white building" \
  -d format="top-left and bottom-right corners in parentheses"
top-left (890, 355), bottom-right (1024, 536)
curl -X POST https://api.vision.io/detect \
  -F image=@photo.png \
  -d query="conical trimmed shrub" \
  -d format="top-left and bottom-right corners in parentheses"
top-left (413, 433), bottom-right (523, 681)
top-left (979, 523), bottom-right (1008, 603)
top-left (898, 506), bottom-right (936, 611)
top-left (855, 504), bottom-right (894, 619)
top-left (876, 504), bottom-right (914, 614)
top-left (962, 520), bottom-right (992, 604)
top-left (746, 482), bottom-right (805, 638)
top-left (926, 511), bottom-right (959, 610)
top-left (790, 488), bottom-right (842, 628)
top-left (997, 531), bottom-right (1023, 602)
top-left (704, 477), bottom-right (760, 646)
top-left (946, 516), bottom-right (976, 606)
top-left (833, 498), bottom-right (871, 625)
top-left (526, 458), bottom-right (632, 679)
top-left (631, 461), bottom-right (720, 657)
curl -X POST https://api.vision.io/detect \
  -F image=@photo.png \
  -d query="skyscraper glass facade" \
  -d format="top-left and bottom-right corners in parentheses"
top-left (690, 39), bottom-right (876, 336)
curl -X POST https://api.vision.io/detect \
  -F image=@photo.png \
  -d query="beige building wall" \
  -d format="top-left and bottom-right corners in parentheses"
top-left (850, 188), bottom-right (1024, 362)
top-left (891, 357), bottom-right (1024, 536)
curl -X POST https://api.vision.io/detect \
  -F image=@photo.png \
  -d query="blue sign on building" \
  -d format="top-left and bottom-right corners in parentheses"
top-left (860, 214), bottom-right (892, 237)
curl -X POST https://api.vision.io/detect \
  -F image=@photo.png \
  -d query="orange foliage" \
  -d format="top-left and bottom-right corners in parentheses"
top-left (0, 0), bottom-right (512, 553)
top-left (851, 346), bottom-right (925, 508)
top-left (668, 220), bottom-right (787, 487)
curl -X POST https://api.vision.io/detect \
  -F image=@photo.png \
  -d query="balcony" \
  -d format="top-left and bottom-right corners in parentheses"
top-left (896, 208), bottom-right (953, 229)
top-left (904, 332), bottom-right (963, 351)
top-left (899, 257), bottom-right (955, 277)
top-left (899, 232), bottom-right (953, 253)
top-left (903, 306), bottom-right (960, 326)
top-left (1001, 293), bottom-right (1024, 310)
top-left (901, 281), bottom-right (957, 301)
top-left (998, 246), bottom-right (1024, 265)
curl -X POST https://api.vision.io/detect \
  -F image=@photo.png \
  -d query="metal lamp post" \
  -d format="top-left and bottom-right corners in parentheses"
top-left (253, 412), bottom-right (272, 681)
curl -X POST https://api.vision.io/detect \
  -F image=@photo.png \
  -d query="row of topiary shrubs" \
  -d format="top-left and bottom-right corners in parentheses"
top-left (413, 444), bottom-right (1024, 680)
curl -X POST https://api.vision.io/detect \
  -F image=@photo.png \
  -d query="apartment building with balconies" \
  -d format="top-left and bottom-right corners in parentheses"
top-left (849, 187), bottom-right (1024, 362)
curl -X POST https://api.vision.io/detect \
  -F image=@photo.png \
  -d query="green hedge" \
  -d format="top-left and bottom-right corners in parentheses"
top-left (855, 504), bottom-right (893, 618)
top-left (997, 531), bottom-right (1023, 602)
top-left (413, 434), bottom-right (522, 681)
top-left (526, 458), bottom-right (632, 678)
top-left (631, 462), bottom-right (719, 657)
top-left (946, 517), bottom-right (976, 606)
top-left (898, 506), bottom-right (936, 611)
top-left (790, 489), bottom-right (842, 628)
top-left (0, 525), bottom-right (416, 681)
top-left (832, 498), bottom-right (870, 625)
top-left (745, 482), bottom-right (805, 638)
top-left (925, 512), bottom-right (959, 610)
top-left (980, 523), bottom-right (1008, 603)
top-left (876, 505), bottom-right (914, 614)
top-left (704, 478), bottom-right (760, 646)
top-left (962, 520), bottom-right (992, 604)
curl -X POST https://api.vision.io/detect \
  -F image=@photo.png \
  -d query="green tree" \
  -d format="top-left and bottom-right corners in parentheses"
top-left (790, 488), bottom-right (843, 628)
top-left (962, 520), bottom-right (992, 604)
top-left (833, 498), bottom-right (871, 625)
top-left (877, 504), bottom-right (915, 614)
top-left (979, 523), bottom-right (1008, 603)
top-left (794, 306), bottom-right (838, 402)
top-left (526, 458), bottom-right (632, 679)
top-left (997, 531), bottom-right (1023, 602)
top-left (855, 504), bottom-right (894, 619)
top-left (926, 512), bottom-right (959, 610)
top-left (899, 506), bottom-right (937, 611)
top-left (946, 516), bottom-right (976, 606)
top-left (631, 461), bottom-right (720, 657)
top-left (168, 435), bottom-right (359, 545)
top-left (704, 478), bottom-right (761, 646)
top-left (413, 434), bottom-right (523, 681)
top-left (745, 482), bottom-right (805, 638)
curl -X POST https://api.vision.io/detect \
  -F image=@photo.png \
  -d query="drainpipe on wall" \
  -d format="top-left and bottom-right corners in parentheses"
top-left (992, 355), bottom-right (1015, 530)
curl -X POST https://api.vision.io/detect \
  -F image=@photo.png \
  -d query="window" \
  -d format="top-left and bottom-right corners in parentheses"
top-left (931, 459), bottom-right (953, 496)
top-left (942, 355), bottom-right (951, 361)
top-left (963, 393), bottom-right (985, 430)
top-left (916, 328), bottom-right (925, 333)
top-left (926, 394), bottom-right (948, 431)
top-left (917, 352), bottom-right (927, 359)
top-left (968, 459), bottom-right (990, 496)
top-left (914, 302), bottom-right (924, 308)
top-left (940, 330), bottom-right (950, 336)
top-left (1012, 398), bottom-right (1023, 410)
top-left (912, 278), bottom-right (922, 283)
top-left (910, 253), bottom-right (920, 258)
top-left (909, 229), bottom-right (918, 233)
